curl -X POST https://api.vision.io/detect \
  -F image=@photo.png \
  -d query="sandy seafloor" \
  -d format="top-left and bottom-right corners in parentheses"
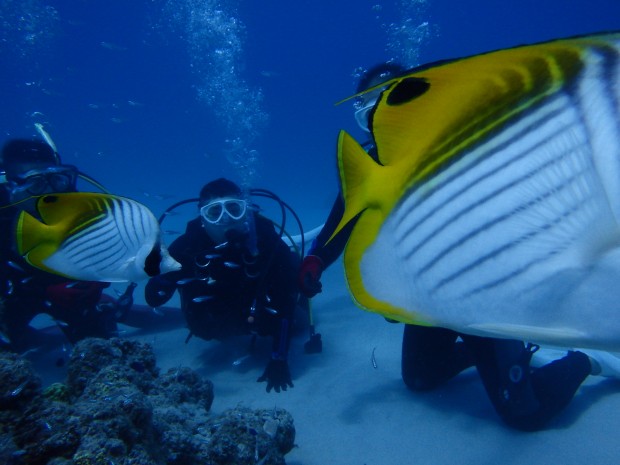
top-left (30, 262), bottom-right (620, 465)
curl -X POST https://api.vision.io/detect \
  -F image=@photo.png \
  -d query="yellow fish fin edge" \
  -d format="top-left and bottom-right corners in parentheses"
top-left (342, 200), bottom-right (431, 326)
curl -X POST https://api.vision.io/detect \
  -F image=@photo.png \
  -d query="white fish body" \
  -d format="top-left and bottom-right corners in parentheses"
top-left (336, 32), bottom-right (620, 350)
top-left (365, 109), bottom-right (620, 348)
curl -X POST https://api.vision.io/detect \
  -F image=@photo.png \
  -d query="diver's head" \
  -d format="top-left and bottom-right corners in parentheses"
top-left (354, 62), bottom-right (406, 132)
top-left (198, 178), bottom-right (249, 244)
top-left (1, 138), bottom-right (77, 203)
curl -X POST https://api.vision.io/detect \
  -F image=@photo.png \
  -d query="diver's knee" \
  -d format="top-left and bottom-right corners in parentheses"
top-left (402, 369), bottom-right (439, 391)
top-left (497, 410), bottom-right (551, 432)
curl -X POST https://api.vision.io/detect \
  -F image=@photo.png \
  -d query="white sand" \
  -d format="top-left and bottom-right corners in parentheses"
top-left (32, 262), bottom-right (620, 464)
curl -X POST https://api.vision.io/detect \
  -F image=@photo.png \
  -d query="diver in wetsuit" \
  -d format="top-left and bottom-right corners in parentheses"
top-left (297, 63), bottom-right (620, 430)
top-left (0, 138), bottom-right (132, 351)
top-left (145, 178), bottom-right (300, 393)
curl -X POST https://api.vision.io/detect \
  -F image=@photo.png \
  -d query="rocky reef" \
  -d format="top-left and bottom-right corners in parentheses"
top-left (0, 338), bottom-right (295, 465)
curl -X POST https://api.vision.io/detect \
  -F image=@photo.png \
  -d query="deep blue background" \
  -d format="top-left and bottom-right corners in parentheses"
top-left (1, 0), bottom-right (619, 231)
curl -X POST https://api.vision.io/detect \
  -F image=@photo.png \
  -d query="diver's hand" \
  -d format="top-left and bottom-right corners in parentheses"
top-left (145, 275), bottom-right (176, 307)
top-left (257, 359), bottom-right (294, 393)
top-left (298, 255), bottom-right (324, 297)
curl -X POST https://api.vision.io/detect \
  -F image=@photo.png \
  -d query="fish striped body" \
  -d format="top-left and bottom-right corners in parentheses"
top-left (47, 196), bottom-right (161, 281)
top-left (17, 193), bottom-right (180, 282)
top-left (334, 32), bottom-right (620, 350)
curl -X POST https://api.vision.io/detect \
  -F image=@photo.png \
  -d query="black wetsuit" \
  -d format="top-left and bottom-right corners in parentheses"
top-left (145, 215), bottom-right (300, 359)
top-left (0, 194), bottom-right (116, 351)
top-left (309, 144), bottom-right (592, 432)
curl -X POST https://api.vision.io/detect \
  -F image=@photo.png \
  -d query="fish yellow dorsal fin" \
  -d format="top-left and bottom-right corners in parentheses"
top-left (370, 37), bottom-right (590, 188)
top-left (36, 193), bottom-right (110, 238)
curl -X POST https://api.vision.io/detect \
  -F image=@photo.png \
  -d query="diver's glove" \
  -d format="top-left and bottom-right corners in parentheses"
top-left (145, 275), bottom-right (176, 307)
top-left (298, 255), bottom-right (324, 297)
top-left (257, 358), bottom-right (294, 393)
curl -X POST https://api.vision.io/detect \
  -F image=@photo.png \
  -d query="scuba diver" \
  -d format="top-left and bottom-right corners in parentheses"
top-left (0, 138), bottom-right (134, 352)
top-left (297, 62), bottom-right (620, 430)
top-left (145, 178), bottom-right (302, 393)
top-left (297, 62), bottom-right (406, 297)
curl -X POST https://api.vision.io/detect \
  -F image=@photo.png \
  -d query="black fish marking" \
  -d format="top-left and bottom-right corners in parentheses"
top-left (144, 242), bottom-right (163, 277)
top-left (386, 77), bottom-right (430, 105)
top-left (43, 195), bottom-right (59, 204)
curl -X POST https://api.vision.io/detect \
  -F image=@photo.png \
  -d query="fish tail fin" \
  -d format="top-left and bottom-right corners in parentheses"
top-left (326, 130), bottom-right (378, 244)
top-left (16, 211), bottom-right (66, 275)
top-left (16, 211), bottom-right (48, 255)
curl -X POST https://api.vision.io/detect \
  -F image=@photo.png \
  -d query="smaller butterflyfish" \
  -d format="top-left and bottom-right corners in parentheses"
top-left (15, 192), bottom-right (181, 282)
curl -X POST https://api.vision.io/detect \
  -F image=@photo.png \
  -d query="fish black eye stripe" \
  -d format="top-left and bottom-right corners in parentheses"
top-left (386, 77), bottom-right (430, 106)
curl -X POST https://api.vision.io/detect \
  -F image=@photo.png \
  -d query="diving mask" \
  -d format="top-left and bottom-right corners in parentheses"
top-left (200, 198), bottom-right (247, 224)
top-left (353, 99), bottom-right (377, 133)
top-left (8, 165), bottom-right (78, 196)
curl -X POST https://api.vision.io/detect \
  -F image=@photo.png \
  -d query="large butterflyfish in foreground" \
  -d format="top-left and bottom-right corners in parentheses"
top-left (16, 192), bottom-right (181, 282)
top-left (330, 32), bottom-right (620, 351)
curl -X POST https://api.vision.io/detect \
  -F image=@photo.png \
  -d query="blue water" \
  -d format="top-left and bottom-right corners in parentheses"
top-left (1, 0), bottom-right (619, 230)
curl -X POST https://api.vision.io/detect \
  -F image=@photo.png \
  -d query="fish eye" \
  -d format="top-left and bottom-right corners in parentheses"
top-left (43, 195), bottom-right (59, 203)
top-left (386, 77), bottom-right (430, 106)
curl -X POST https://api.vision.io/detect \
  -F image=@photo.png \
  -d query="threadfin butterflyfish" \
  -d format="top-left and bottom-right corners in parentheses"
top-left (330, 32), bottom-right (620, 351)
top-left (16, 192), bottom-right (181, 282)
